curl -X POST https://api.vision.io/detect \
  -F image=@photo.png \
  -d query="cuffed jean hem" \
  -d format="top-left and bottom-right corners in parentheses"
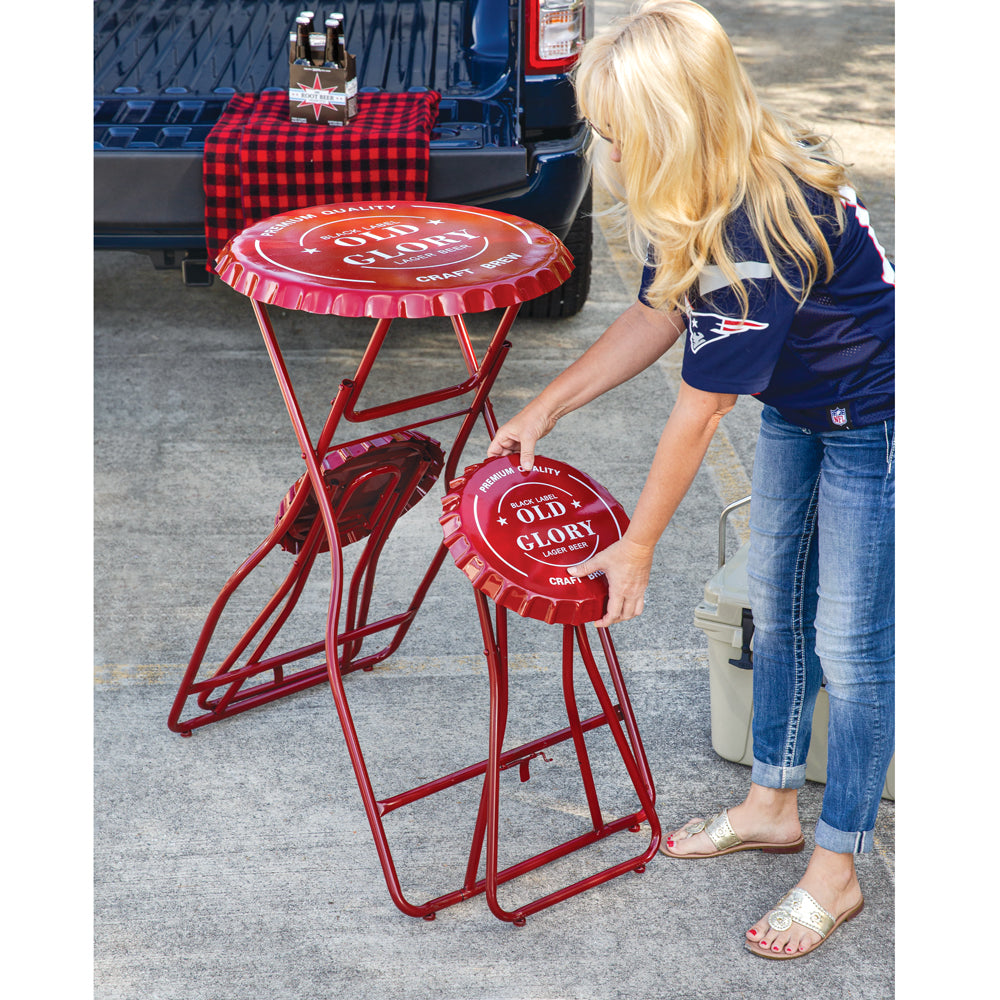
top-left (751, 758), bottom-right (807, 790)
top-left (815, 817), bottom-right (874, 855)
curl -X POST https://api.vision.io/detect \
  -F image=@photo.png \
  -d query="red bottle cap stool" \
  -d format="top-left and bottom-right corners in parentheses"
top-left (440, 454), bottom-right (629, 625)
top-left (438, 454), bottom-right (661, 924)
top-left (276, 430), bottom-right (444, 553)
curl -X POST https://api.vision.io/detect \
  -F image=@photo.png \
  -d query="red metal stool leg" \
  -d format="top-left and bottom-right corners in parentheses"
top-left (474, 597), bottom-right (661, 925)
top-left (437, 453), bottom-right (662, 923)
top-left (168, 488), bottom-right (332, 734)
top-left (168, 444), bottom-right (442, 734)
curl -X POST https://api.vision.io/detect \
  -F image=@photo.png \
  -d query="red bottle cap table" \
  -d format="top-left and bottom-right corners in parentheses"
top-left (440, 455), bottom-right (630, 625)
top-left (214, 200), bottom-right (574, 317)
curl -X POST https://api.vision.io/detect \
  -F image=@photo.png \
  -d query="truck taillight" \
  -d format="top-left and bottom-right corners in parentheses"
top-left (525, 0), bottom-right (586, 75)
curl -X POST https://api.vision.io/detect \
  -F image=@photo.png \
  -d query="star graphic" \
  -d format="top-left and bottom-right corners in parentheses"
top-left (294, 73), bottom-right (339, 122)
top-left (302, 247), bottom-right (320, 254)
top-left (427, 219), bottom-right (443, 225)
top-left (497, 516), bottom-right (508, 526)
top-left (571, 500), bottom-right (582, 509)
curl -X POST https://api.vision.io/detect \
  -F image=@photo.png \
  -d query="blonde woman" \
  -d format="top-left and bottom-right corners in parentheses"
top-left (487, 0), bottom-right (893, 961)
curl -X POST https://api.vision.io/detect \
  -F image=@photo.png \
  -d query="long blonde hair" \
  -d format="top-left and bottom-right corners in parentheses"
top-left (575, 0), bottom-right (850, 316)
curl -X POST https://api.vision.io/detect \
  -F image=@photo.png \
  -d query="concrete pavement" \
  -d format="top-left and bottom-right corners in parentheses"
top-left (93, 3), bottom-right (896, 997)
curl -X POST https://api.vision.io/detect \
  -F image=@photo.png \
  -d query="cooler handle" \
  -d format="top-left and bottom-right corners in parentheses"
top-left (728, 607), bottom-right (755, 670)
top-left (718, 495), bottom-right (753, 669)
top-left (718, 495), bottom-right (751, 568)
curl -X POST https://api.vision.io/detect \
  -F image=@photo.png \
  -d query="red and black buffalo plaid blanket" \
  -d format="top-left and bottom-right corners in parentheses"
top-left (203, 90), bottom-right (441, 262)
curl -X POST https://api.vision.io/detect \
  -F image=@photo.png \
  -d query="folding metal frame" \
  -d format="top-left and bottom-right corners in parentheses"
top-left (168, 201), bottom-right (661, 922)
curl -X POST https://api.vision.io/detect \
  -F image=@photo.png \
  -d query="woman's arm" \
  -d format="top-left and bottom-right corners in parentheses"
top-left (569, 378), bottom-right (737, 627)
top-left (487, 300), bottom-right (684, 469)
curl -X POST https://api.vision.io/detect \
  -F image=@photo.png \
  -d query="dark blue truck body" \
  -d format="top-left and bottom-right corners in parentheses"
top-left (94, 0), bottom-right (594, 315)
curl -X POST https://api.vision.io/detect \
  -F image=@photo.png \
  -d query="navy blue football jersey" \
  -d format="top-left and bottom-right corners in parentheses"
top-left (638, 185), bottom-right (894, 430)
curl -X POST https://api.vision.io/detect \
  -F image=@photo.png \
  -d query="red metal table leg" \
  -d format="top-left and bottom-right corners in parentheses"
top-left (170, 300), bottom-right (544, 920)
top-left (169, 303), bottom-right (516, 735)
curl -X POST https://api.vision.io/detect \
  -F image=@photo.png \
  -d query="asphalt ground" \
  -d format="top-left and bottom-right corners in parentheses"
top-left (18, 0), bottom-right (974, 996)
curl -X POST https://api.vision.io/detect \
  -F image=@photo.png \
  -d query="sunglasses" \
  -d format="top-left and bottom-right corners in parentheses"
top-left (587, 120), bottom-right (614, 144)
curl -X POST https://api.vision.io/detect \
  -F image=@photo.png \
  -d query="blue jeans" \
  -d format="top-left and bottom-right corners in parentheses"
top-left (746, 405), bottom-right (894, 854)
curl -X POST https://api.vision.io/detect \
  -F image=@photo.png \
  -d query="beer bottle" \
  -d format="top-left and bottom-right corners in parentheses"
top-left (324, 17), bottom-right (342, 67)
top-left (331, 13), bottom-right (346, 68)
top-left (309, 30), bottom-right (327, 66)
top-left (293, 16), bottom-right (311, 64)
top-left (291, 12), bottom-right (316, 60)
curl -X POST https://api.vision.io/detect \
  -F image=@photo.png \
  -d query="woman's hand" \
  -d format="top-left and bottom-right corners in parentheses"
top-left (486, 402), bottom-right (558, 471)
top-left (569, 536), bottom-right (655, 628)
top-left (486, 302), bottom-right (684, 472)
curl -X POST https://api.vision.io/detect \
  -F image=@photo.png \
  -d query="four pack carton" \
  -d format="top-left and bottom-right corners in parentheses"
top-left (288, 11), bottom-right (358, 127)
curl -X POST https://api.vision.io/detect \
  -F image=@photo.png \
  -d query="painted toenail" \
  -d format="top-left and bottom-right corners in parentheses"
top-left (748, 929), bottom-right (757, 937)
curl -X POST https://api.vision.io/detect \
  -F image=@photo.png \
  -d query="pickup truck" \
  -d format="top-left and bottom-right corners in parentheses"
top-left (94, 0), bottom-right (594, 316)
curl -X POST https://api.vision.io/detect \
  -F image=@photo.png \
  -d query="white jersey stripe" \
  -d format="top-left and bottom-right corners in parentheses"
top-left (699, 260), bottom-right (773, 296)
top-left (839, 186), bottom-right (895, 285)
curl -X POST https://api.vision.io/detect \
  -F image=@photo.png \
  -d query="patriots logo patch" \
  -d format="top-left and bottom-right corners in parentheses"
top-left (687, 311), bottom-right (769, 354)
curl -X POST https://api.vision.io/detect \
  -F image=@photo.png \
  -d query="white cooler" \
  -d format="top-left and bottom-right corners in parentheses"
top-left (693, 498), bottom-right (894, 800)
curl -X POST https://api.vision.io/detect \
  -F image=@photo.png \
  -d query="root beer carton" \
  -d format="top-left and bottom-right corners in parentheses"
top-left (288, 13), bottom-right (358, 127)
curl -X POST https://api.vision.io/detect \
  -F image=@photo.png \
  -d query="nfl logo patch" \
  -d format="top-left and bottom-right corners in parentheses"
top-left (830, 407), bottom-right (848, 427)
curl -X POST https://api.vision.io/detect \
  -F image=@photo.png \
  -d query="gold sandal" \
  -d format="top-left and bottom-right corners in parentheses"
top-left (747, 887), bottom-right (865, 960)
top-left (659, 809), bottom-right (805, 859)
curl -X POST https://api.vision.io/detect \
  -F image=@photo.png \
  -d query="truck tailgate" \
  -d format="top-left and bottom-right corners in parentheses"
top-left (95, 0), bottom-right (508, 97)
top-left (95, 0), bottom-right (528, 236)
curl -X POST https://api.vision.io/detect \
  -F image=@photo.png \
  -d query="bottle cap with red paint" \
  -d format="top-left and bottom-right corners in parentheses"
top-left (439, 455), bottom-right (629, 625)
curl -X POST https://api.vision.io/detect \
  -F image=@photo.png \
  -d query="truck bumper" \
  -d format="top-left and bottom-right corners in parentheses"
top-left (476, 127), bottom-right (592, 241)
top-left (93, 125), bottom-right (591, 253)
